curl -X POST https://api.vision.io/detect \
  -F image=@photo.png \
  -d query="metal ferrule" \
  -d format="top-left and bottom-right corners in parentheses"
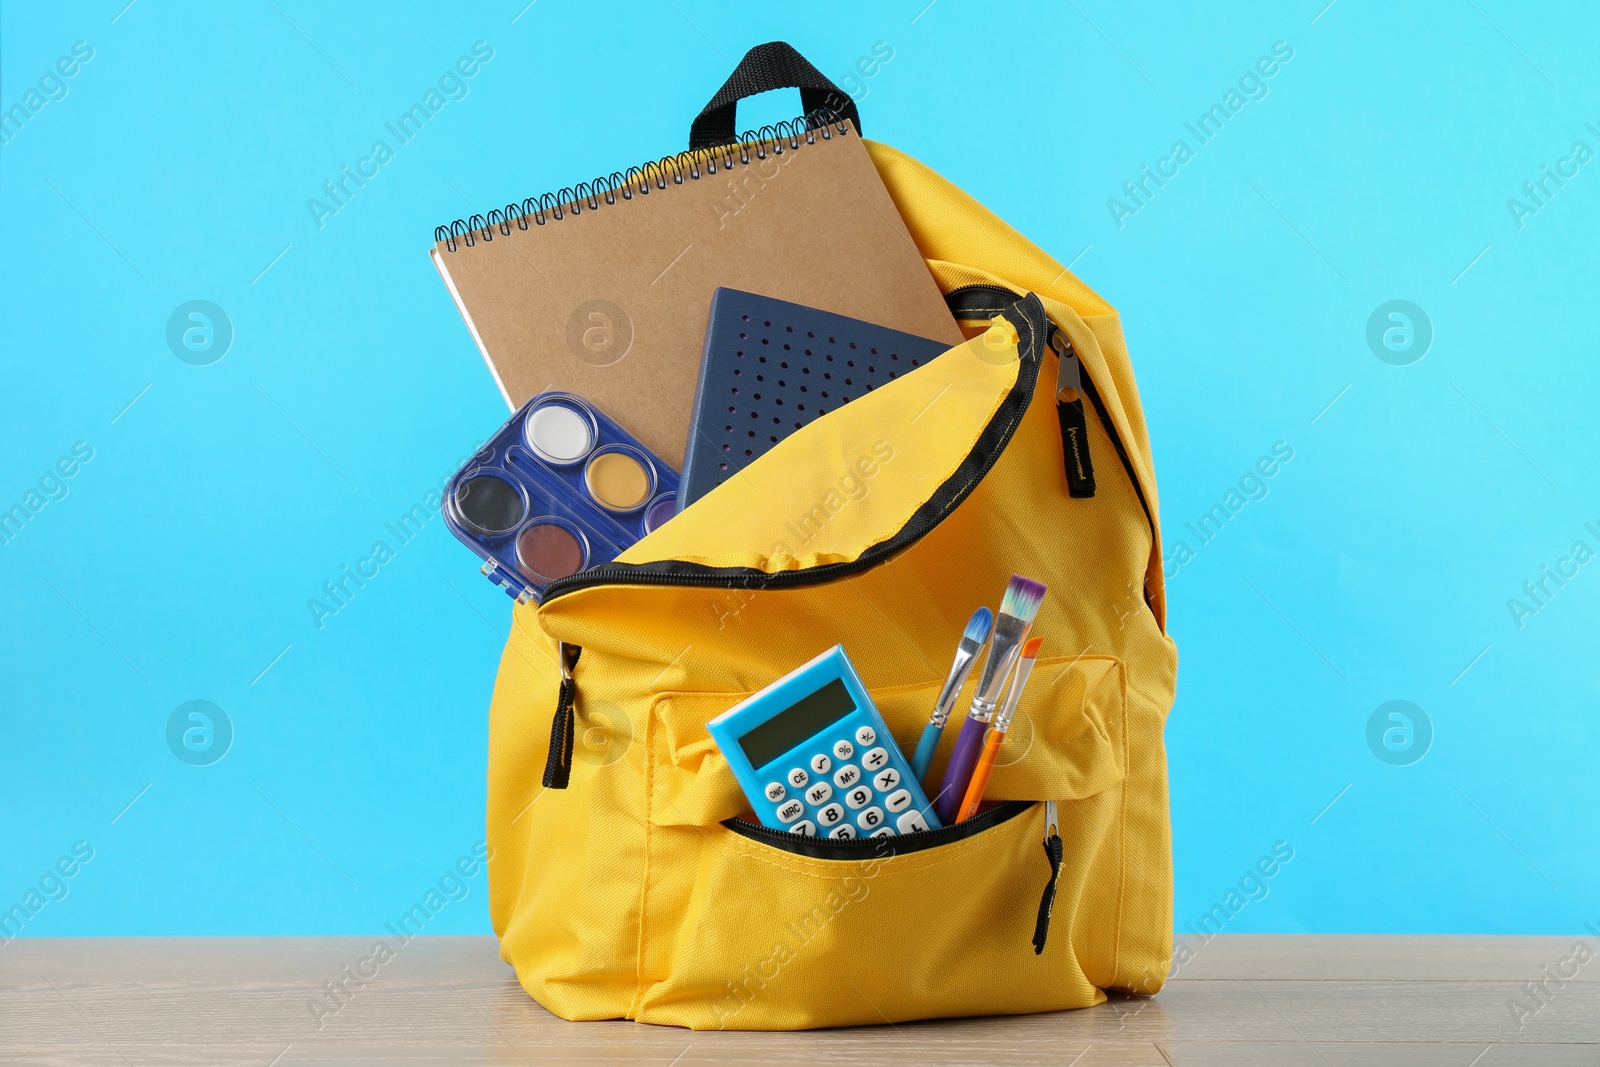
top-left (927, 638), bottom-right (981, 729)
top-left (992, 655), bottom-right (1038, 734)
top-left (969, 614), bottom-right (1030, 721)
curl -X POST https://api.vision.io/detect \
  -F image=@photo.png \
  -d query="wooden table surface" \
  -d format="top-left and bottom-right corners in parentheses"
top-left (3, 935), bottom-right (1597, 1065)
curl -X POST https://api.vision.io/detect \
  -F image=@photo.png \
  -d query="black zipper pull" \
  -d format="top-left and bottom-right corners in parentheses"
top-left (542, 642), bottom-right (582, 789)
top-left (1033, 800), bottom-right (1064, 954)
top-left (1049, 328), bottom-right (1095, 498)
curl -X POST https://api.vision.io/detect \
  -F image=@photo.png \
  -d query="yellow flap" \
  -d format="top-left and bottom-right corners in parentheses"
top-left (611, 318), bottom-right (1021, 574)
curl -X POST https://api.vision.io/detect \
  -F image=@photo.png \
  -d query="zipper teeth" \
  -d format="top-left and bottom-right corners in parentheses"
top-left (547, 554), bottom-right (876, 593)
top-left (946, 283), bottom-right (1017, 317)
top-left (538, 296), bottom-right (1049, 603)
top-left (724, 799), bottom-right (1033, 857)
top-left (1076, 367), bottom-right (1155, 542)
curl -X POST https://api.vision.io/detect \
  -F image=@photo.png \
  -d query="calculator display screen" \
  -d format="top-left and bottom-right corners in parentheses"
top-left (738, 678), bottom-right (856, 768)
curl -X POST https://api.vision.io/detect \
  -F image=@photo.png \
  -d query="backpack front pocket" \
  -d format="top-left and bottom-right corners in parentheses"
top-left (631, 652), bottom-right (1128, 1030)
top-left (633, 798), bottom-right (1110, 1030)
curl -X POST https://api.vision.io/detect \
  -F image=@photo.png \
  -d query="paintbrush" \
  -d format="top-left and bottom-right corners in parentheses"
top-left (956, 636), bottom-right (1043, 822)
top-left (910, 607), bottom-right (994, 783)
top-left (934, 574), bottom-right (1046, 824)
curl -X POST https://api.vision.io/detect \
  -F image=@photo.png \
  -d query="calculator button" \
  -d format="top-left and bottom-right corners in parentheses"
top-left (884, 788), bottom-right (913, 813)
top-left (810, 753), bottom-right (832, 774)
top-left (856, 806), bottom-right (885, 830)
top-left (828, 824), bottom-right (857, 840)
top-left (816, 803), bottom-right (845, 827)
top-left (872, 767), bottom-right (901, 792)
top-left (861, 746), bottom-right (889, 771)
top-left (844, 785), bottom-right (873, 810)
top-left (855, 726), bottom-right (876, 746)
top-left (764, 782), bottom-right (786, 803)
top-left (776, 799), bottom-right (806, 823)
top-left (833, 765), bottom-right (861, 789)
top-left (805, 782), bottom-right (833, 806)
top-left (832, 739), bottom-right (854, 760)
top-left (870, 826), bottom-right (896, 838)
top-left (896, 810), bottom-right (931, 833)
top-left (787, 767), bottom-right (808, 789)
top-left (789, 820), bottom-right (816, 836)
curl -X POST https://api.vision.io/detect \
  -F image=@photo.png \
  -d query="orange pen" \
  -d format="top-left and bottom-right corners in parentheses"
top-left (956, 637), bottom-right (1043, 822)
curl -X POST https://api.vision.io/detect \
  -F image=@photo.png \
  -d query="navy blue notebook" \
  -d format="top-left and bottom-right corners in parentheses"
top-left (679, 288), bottom-right (954, 510)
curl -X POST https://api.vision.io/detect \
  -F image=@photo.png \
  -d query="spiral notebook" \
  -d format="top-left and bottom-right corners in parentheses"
top-left (680, 288), bottom-right (954, 509)
top-left (429, 116), bottom-right (961, 467)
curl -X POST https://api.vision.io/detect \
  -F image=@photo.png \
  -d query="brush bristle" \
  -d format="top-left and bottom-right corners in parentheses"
top-left (999, 574), bottom-right (1047, 624)
top-left (963, 606), bottom-right (994, 644)
top-left (1022, 636), bottom-right (1044, 657)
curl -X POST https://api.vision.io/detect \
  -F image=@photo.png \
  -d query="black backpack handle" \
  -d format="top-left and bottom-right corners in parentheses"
top-left (688, 41), bottom-right (860, 150)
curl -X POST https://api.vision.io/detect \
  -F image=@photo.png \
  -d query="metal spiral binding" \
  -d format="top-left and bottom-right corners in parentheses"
top-left (432, 109), bottom-right (851, 252)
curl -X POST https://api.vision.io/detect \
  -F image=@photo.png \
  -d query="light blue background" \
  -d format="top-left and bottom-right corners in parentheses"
top-left (2, 1), bottom-right (1596, 939)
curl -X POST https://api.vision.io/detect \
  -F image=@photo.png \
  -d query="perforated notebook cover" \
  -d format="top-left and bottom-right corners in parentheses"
top-left (679, 288), bottom-right (953, 509)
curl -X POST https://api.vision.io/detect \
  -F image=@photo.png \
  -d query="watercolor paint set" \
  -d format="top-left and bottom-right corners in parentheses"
top-left (443, 392), bottom-right (679, 603)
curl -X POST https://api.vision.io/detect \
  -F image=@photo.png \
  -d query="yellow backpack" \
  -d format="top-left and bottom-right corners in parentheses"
top-left (483, 49), bottom-right (1176, 1031)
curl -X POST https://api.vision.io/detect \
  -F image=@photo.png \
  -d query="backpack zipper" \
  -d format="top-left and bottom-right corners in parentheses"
top-left (1048, 327), bottom-right (1096, 499)
top-left (945, 283), bottom-right (1023, 321)
top-left (725, 798), bottom-right (1032, 859)
top-left (541, 641), bottom-right (582, 789)
top-left (955, 282), bottom-right (1171, 526)
top-left (538, 294), bottom-right (1052, 605)
top-left (1034, 798), bottom-right (1064, 954)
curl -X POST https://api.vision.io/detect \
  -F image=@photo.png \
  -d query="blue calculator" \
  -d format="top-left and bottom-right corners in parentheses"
top-left (707, 646), bottom-right (941, 838)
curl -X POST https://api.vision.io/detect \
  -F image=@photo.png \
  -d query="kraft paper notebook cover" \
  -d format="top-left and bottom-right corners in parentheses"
top-left (429, 119), bottom-right (961, 467)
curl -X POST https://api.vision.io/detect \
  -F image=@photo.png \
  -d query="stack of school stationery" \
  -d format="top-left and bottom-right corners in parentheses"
top-left (430, 101), bottom-right (965, 602)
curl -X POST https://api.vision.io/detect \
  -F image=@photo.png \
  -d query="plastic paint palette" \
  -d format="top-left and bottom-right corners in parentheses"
top-left (444, 392), bottom-right (680, 603)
